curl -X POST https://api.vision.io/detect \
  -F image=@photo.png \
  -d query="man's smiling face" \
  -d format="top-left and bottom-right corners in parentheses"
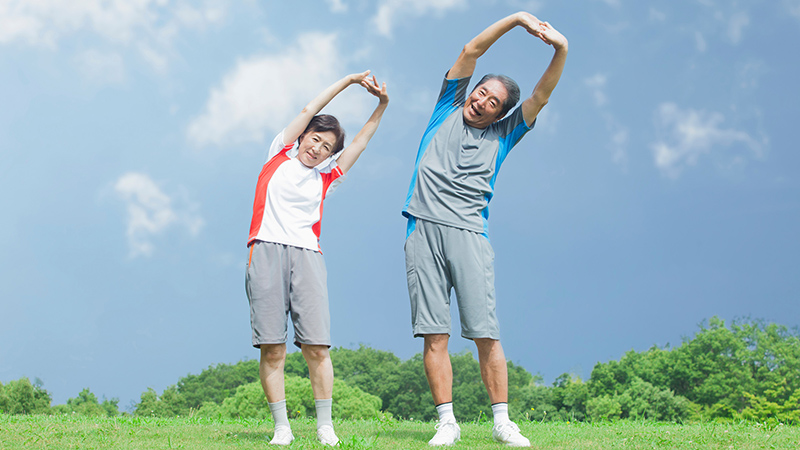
top-left (463, 78), bottom-right (509, 129)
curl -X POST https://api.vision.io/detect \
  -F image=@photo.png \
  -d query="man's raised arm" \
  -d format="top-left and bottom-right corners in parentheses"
top-left (521, 21), bottom-right (568, 126)
top-left (448, 12), bottom-right (546, 80)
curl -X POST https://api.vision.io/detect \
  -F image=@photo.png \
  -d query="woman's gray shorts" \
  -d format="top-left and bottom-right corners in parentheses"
top-left (404, 218), bottom-right (500, 340)
top-left (245, 240), bottom-right (331, 348)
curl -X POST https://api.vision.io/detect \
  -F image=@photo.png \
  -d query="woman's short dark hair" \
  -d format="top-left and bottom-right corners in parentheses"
top-left (473, 74), bottom-right (521, 119)
top-left (299, 114), bottom-right (346, 155)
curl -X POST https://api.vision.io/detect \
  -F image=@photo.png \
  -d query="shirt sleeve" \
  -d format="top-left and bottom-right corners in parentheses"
top-left (266, 130), bottom-right (288, 162)
top-left (321, 164), bottom-right (346, 197)
top-left (495, 107), bottom-right (534, 167)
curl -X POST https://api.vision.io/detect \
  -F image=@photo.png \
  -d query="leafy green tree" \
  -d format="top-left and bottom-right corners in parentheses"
top-left (194, 401), bottom-right (222, 418)
top-left (176, 359), bottom-right (259, 411)
top-left (586, 394), bottom-right (622, 421)
top-left (329, 345), bottom-right (402, 406)
top-left (735, 319), bottom-right (800, 409)
top-left (587, 317), bottom-right (800, 422)
top-left (667, 317), bottom-right (754, 416)
top-left (618, 377), bottom-right (694, 422)
top-left (219, 382), bottom-right (270, 420)
top-left (505, 360), bottom-right (542, 421)
top-left (0, 382), bottom-right (6, 412)
top-left (588, 347), bottom-right (670, 398)
top-left (284, 351), bottom-right (310, 378)
top-left (217, 376), bottom-right (381, 420)
top-left (512, 382), bottom-right (559, 422)
top-left (552, 373), bottom-right (588, 422)
top-left (52, 388), bottom-right (119, 417)
top-left (0, 377), bottom-right (51, 415)
top-left (332, 378), bottom-right (383, 419)
top-left (134, 386), bottom-right (185, 417)
top-left (382, 354), bottom-right (433, 420)
top-left (450, 351), bottom-right (490, 422)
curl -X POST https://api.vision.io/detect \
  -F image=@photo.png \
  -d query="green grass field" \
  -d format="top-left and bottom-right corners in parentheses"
top-left (1, 414), bottom-right (799, 449)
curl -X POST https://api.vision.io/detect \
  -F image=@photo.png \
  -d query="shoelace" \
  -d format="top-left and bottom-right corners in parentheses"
top-left (495, 421), bottom-right (521, 436)
top-left (434, 421), bottom-right (457, 430)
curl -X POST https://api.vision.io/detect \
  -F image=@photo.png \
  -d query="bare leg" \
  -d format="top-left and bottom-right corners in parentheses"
top-left (475, 338), bottom-right (508, 404)
top-left (260, 343), bottom-right (287, 402)
top-left (302, 344), bottom-right (334, 399)
top-left (424, 334), bottom-right (453, 405)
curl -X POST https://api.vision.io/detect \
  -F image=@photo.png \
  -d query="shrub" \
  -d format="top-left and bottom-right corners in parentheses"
top-left (217, 376), bottom-right (381, 420)
top-left (0, 377), bottom-right (51, 415)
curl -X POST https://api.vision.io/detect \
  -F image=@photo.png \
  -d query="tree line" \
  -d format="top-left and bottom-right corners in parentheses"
top-left (3, 317), bottom-right (799, 424)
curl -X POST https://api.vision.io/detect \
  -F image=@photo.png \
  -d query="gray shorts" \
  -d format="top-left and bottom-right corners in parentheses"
top-left (404, 218), bottom-right (499, 340)
top-left (245, 240), bottom-right (331, 348)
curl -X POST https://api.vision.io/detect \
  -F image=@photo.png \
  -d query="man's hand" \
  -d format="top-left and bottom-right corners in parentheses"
top-left (515, 12), bottom-right (545, 41)
top-left (538, 21), bottom-right (568, 51)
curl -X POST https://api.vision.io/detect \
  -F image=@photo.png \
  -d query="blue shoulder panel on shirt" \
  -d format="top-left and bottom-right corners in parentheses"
top-left (402, 79), bottom-right (461, 216)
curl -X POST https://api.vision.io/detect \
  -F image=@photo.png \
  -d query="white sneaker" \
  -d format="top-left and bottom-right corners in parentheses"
top-left (269, 425), bottom-right (294, 445)
top-left (428, 420), bottom-right (461, 446)
top-left (317, 424), bottom-right (340, 446)
top-left (492, 421), bottom-right (530, 447)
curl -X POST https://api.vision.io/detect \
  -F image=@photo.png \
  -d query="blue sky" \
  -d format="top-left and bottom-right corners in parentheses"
top-left (2, 0), bottom-right (799, 410)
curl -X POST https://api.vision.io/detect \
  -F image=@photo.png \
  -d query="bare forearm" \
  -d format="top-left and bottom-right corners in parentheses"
top-left (284, 73), bottom-right (364, 143)
top-left (464, 14), bottom-right (520, 60)
top-left (522, 24), bottom-right (569, 125)
top-left (449, 12), bottom-right (542, 80)
top-left (532, 46), bottom-right (567, 106)
top-left (336, 101), bottom-right (388, 173)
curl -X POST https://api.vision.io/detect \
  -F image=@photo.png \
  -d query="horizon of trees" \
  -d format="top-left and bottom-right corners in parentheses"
top-left (3, 317), bottom-right (799, 424)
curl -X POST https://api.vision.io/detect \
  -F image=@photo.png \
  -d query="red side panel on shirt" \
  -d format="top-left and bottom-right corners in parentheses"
top-left (311, 166), bottom-right (344, 249)
top-left (247, 146), bottom-right (292, 246)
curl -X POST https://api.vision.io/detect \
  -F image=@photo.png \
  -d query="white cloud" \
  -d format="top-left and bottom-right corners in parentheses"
top-left (584, 73), bottom-right (608, 107)
top-left (735, 60), bottom-right (765, 90)
top-left (325, 0), bottom-right (348, 13)
top-left (705, 6), bottom-right (750, 45)
top-left (694, 31), bottom-right (707, 52)
top-left (505, 0), bottom-right (545, 12)
top-left (0, 0), bottom-right (225, 72)
top-left (726, 11), bottom-right (749, 44)
top-left (608, 120), bottom-right (629, 167)
top-left (372, 0), bottom-right (467, 38)
top-left (788, 0), bottom-right (800, 18)
top-left (584, 73), bottom-right (629, 169)
top-left (114, 172), bottom-right (203, 258)
top-left (187, 33), bottom-right (349, 148)
top-left (651, 103), bottom-right (765, 178)
top-left (649, 7), bottom-right (666, 21)
top-left (533, 105), bottom-right (559, 135)
top-left (74, 49), bottom-right (125, 85)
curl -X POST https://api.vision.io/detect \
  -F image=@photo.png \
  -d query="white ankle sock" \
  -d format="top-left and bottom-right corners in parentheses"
top-left (492, 402), bottom-right (510, 425)
top-left (268, 399), bottom-right (290, 428)
top-left (315, 398), bottom-right (333, 428)
top-left (436, 402), bottom-right (456, 423)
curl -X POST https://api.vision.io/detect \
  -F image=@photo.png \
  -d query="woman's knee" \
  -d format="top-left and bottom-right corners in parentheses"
top-left (260, 344), bottom-right (287, 365)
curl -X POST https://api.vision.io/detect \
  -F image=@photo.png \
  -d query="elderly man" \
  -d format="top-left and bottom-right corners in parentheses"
top-left (402, 11), bottom-right (568, 447)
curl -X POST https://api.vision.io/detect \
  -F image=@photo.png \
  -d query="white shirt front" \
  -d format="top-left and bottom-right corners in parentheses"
top-left (248, 131), bottom-right (344, 252)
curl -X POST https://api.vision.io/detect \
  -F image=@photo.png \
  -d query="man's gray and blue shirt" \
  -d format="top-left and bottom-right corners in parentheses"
top-left (402, 75), bottom-right (534, 237)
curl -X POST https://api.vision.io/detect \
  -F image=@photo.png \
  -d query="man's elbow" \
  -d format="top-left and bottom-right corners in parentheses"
top-left (531, 93), bottom-right (550, 109)
top-left (461, 43), bottom-right (481, 59)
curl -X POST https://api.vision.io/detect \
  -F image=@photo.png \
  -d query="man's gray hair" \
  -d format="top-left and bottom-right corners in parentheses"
top-left (474, 74), bottom-right (520, 119)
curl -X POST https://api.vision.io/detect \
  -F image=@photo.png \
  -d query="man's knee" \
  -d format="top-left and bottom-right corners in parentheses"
top-left (474, 337), bottom-right (500, 348)
top-left (424, 334), bottom-right (450, 353)
top-left (301, 344), bottom-right (330, 363)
